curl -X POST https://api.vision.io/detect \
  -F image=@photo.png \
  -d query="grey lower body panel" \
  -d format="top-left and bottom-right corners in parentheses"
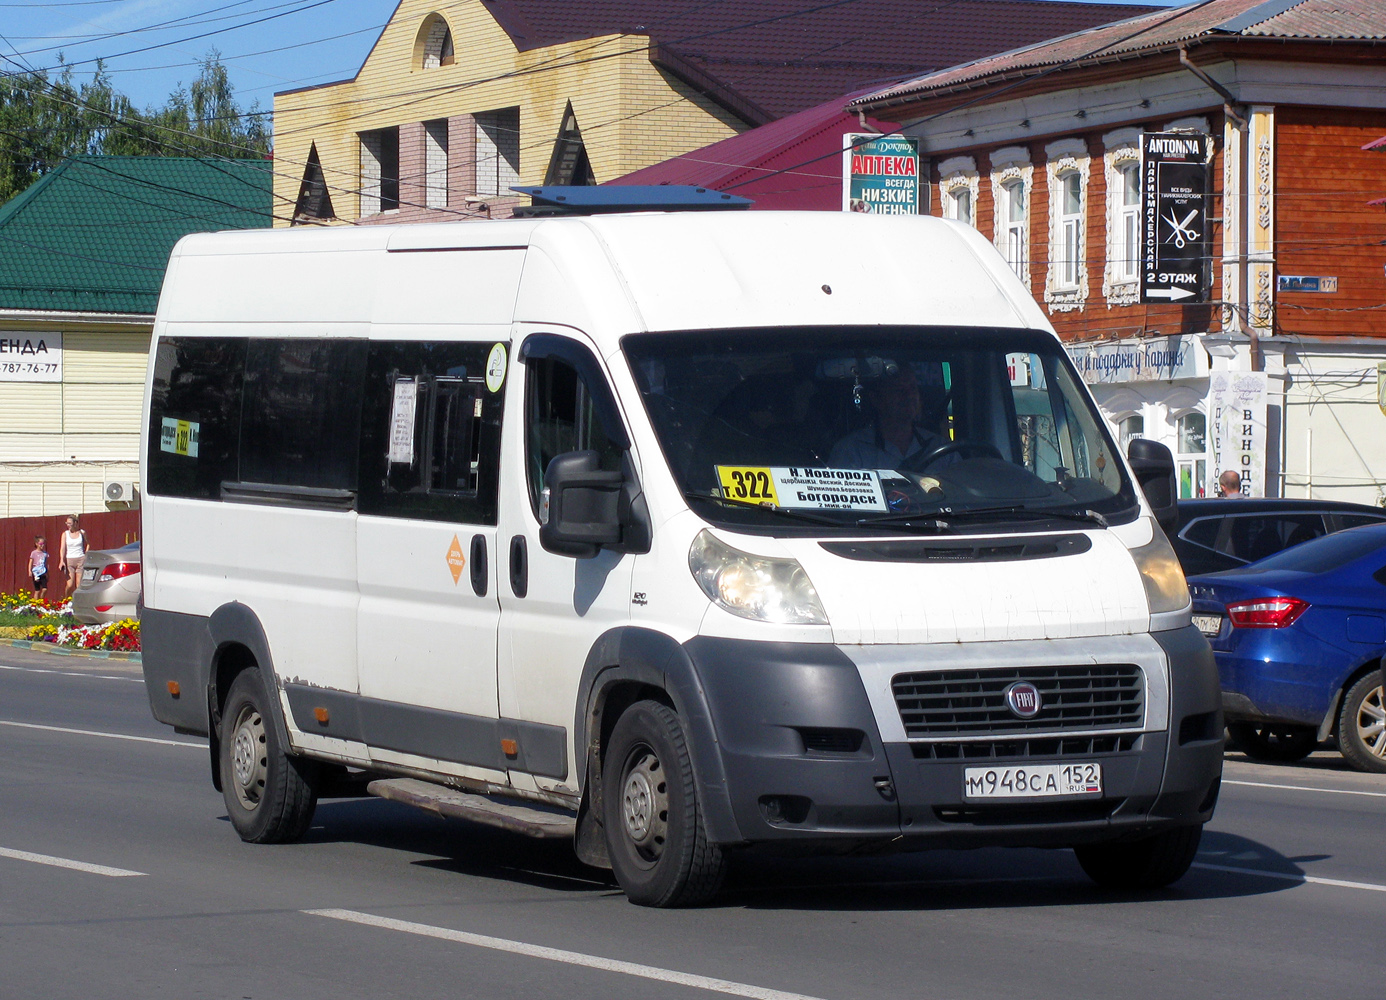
top-left (140, 607), bottom-right (215, 736)
top-left (283, 684), bottom-right (568, 780)
top-left (683, 626), bottom-right (1223, 851)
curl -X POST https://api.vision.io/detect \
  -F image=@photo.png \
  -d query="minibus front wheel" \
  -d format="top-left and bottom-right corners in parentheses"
top-left (603, 700), bottom-right (726, 907)
top-left (219, 667), bottom-right (320, 843)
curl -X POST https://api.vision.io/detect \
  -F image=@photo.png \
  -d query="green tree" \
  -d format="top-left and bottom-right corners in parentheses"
top-left (0, 52), bottom-right (271, 204)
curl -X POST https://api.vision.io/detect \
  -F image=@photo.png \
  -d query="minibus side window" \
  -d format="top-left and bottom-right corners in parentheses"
top-left (357, 341), bottom-right (505, 524)
top-left (525, 354), bottom-right (623, 516)
top-left (146, 336), bottom-right (246, 500)
top-left (239, 339), bottom-right (368, 491)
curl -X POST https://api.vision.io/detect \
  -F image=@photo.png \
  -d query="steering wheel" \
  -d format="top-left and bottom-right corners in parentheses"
top-left (907, 438), bottom-right (1002, 471)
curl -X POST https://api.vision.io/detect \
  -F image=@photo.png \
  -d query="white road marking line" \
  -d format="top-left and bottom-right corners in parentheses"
top-left (1193, 862), bottom-right (1386, 893)
top-left (304, 908), bottom-right (831, 1000)
top-left (0, 720), bottom-right (203, 748)
top-left (0, 846), bottom-right (145, 877)
top-left (0, 663), bottom-right (141, 682)
top-left (1224, 777), bottom-right (1386, 800)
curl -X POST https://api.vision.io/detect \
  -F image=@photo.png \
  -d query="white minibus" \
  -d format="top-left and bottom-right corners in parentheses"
top-left (140, 210), bottom-right (1222, 907)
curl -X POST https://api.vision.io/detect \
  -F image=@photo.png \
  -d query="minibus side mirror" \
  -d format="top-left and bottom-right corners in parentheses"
top-left (1126, 438), bottom-right (1179, 532)
top-left (539, 450), bottom-right (650, 558)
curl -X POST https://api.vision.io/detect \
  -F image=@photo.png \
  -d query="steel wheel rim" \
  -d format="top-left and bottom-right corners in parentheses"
top-left (1356, 685), bottom-right (1386, 759)
top-left (621, 748), bottom-right (668, 863)
top-left (230, 703), bottom-right (268, 811)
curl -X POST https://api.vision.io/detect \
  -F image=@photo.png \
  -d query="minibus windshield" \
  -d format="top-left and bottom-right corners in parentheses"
top-left (623, 327), bottom-right (1139, 534)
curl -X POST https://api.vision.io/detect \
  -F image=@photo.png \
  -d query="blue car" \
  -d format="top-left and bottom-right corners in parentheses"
top-left (1188, 523), bottom-right (1386, 772)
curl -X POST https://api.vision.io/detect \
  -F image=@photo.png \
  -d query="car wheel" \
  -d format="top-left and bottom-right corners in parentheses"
top-left (220, 668), bottom-right (320, 843)
top-left (1075, 824), bottom-right (1202, 890)
top-left (1225, 722), bottom-right (1317, 762)
top-left (602, 700), bottom-right (726, 908)
top-left (1337, 673), bottom-right (1386, 774)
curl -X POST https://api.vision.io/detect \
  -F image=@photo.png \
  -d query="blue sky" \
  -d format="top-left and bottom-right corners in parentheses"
top-left (0, 0), bottom-right (1178, 115)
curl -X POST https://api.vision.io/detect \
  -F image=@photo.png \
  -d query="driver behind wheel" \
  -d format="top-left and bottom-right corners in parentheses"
top-left (828, 365), bottom-right (953, 472)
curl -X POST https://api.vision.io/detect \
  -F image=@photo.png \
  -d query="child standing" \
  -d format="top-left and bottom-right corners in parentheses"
top-left (28, 536), bottom-right (48, 601)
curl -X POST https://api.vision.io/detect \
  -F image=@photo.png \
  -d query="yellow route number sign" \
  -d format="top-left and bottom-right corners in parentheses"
top-left (716, 466), bottom-right (780, 505)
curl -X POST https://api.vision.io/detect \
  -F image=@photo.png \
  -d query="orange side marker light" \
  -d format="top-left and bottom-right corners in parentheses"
top-left (314, 707), bottom-right (330, 725)
top-left (500, 738), bottom-right (519, 757)
top-left (166, 681), bottom-right (180, 697)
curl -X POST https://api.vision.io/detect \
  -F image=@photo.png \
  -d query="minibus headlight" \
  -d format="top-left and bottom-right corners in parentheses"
top-left (688, 530), bottom-right (828, 626)
top-left (1131, 518), bottom-right (1190, 615)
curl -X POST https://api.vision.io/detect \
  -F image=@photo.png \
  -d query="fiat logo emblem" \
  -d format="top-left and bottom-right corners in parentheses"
top-left (1005, 681), bottom-right (1042, 719)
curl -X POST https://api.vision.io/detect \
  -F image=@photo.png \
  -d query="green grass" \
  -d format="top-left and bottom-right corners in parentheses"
top-left (0, 609), bottom-right (77, 629)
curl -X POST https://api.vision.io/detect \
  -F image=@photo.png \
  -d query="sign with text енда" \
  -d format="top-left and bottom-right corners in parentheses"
top-left (0, 331), bottom-right (62, 382)
top-left (1141, 132), bottom-right (1213, 305)
top-left (843, 134), bottom-right (920, 215)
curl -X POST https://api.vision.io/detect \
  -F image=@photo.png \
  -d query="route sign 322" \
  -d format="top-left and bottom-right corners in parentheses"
top-left (1141, 131), bottom-right (1214, 305)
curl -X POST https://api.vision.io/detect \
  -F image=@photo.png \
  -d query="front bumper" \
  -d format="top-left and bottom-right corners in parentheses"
top-left (686, 626), bottom-right (1223, 850)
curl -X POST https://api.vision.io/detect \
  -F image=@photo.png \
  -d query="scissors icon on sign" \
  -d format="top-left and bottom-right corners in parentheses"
top-left (1163, 209), bottom-right (1200, 248)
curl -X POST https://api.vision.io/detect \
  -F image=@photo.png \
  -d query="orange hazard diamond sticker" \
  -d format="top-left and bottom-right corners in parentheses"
top-left (446, 534), bottom-right (467, 585)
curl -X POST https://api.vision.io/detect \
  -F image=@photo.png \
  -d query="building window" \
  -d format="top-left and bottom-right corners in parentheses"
top-left (946, 187), bottom-right (973, 225)
top-left (475, 108), bottom-right (520, 197)
top-left (1117, 163), bottom-right (1140, 281)
top-left (937, 155), bottom-right (979, 230)
top-left (1043, 139), bottom-right (1089, 312)
top-left (424, 119), bottom-right (448, 209)
top-left (1002, 180), bottom-right (1027, 278)
top-left (1102, 129), bottom-right (1141, 306)
top-left (360, 127), bottom-right (400, 215)
top-left (989, 148), bottom-right (1031, 282)
top-left (1176, 411), bottom-right (1208, 498)
top-left (1057, 171), bottom-right (1082, 289)
top-left (420, 15), bottom-right (454, 69)
top-left (544, 102), bottom-right (596, 186)
top-left (1119, 414), bottom-right (1144, 449)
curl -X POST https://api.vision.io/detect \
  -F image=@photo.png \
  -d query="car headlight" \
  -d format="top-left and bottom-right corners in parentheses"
top-left (688, 529), bottom-right (828, 625)
top-left (1130, 518), bottom-right (1190, 615)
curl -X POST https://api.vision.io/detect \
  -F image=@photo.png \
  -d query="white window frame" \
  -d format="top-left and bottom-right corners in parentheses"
top-left (1043, 138), bottom-right (1089, 312)
top-left (989, 147), bottom-right (1032, 283)
top-left (937, 155), bottom-right (978, 228)
top-left (1102, 127), bottom-right (1142, 306)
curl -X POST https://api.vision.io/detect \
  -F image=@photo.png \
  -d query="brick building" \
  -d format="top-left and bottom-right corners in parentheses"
top-left (851, 0), bottom-right (1386, 502)
top-left (273, 0), bottom-right (1151, 225)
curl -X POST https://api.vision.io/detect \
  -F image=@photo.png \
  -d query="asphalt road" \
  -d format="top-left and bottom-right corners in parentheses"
top-left (1, 646), bottom-right (1382, 1000)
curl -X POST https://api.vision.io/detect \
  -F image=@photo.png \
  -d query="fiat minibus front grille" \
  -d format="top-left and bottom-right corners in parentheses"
top-left (892, 665), bottom-right (1144, 738)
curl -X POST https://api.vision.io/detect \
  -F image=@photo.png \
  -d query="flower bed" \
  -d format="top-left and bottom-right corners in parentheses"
top-left (0, 592), bottom-right (72, 618)
top-left (28, 617), bottom-right (140, 652)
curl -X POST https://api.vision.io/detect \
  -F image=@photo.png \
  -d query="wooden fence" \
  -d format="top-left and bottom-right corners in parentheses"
top-left (0, 509), bottom-right (141, 598)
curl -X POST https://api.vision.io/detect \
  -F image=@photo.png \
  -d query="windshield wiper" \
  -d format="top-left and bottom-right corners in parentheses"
top-left (683, 490), bottom-right (843, 526)
top-left (853, 511), bottom-right (952, 532)
top-left (943, 504), bottom-right (1109, 528)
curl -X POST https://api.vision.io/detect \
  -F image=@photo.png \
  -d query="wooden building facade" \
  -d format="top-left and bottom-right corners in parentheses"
top-left (852, 0), bottom-right (1386, 502)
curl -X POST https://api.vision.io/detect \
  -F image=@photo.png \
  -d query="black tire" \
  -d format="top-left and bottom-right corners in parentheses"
top-left (219, 668), bottom-right (319, 843)
top-left (1075, 824), bottom-right (1202, 890)
top-left (602, 700), bottom-right (726, 907)
top-left (1337, 672), bottom-right (1386, 774)
top-left (1226, 721), bottom-right (1317, 763)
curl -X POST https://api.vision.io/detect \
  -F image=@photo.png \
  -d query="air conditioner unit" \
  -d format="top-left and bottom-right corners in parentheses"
top-left (104, 480), bottom-right (137, 505)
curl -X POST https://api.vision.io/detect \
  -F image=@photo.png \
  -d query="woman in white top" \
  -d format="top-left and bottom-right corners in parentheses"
top-left (59, 514), bottom-right (87, 600)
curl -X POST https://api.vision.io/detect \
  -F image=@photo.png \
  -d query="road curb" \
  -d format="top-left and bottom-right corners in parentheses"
top-left (0, 637), bottom-right (141, 663)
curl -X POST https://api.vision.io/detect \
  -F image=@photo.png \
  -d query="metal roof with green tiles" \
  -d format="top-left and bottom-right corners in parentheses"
top-left (0, 156), bottom-right (273, 316)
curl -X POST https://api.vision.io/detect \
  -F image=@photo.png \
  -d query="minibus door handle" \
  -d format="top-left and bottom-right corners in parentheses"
top-left (470, 534), bottom-right (487, 597)
top-left (509, 535), bottom-right (528, 598)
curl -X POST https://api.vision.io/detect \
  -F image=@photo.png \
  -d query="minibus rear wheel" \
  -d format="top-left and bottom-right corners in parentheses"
top-left (602, 700), bottom-right (726, 907)
top-left (219, 667), bottom-right (320, 843)
top-left (1074, 824), bottom-right (1202, 890)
